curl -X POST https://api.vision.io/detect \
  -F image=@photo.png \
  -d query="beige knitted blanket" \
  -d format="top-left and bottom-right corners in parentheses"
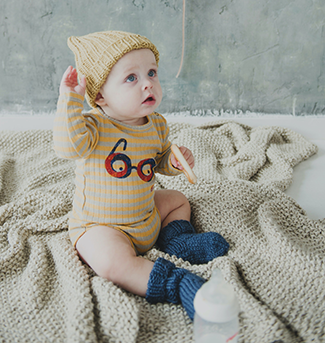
top-left (0, 120), bottom-right (324, 343)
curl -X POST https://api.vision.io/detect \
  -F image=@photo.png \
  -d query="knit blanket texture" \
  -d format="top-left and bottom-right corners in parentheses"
top-left (0, 120), bottom-right (324, 343)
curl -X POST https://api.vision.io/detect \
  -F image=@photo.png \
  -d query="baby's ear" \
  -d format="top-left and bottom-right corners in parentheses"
top-left (95, 92), bottom-right (105, 106)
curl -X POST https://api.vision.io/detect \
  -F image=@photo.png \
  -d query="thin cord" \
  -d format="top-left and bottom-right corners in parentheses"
top-left (176, 0), bottom-right (186, 78)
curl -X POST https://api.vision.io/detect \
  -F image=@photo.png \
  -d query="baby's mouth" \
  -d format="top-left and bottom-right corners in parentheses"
top-left (142, 95), bottom-right (156, 104)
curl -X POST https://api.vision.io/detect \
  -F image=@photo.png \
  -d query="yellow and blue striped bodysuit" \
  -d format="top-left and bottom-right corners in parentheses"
top-left (53, 92), bottom-right (181, 253)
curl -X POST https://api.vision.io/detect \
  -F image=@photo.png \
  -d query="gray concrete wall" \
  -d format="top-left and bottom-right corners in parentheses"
top-left (1, 0), bottom-right (325, 115)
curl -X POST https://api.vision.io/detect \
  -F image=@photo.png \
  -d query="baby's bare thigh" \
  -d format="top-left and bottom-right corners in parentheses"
top-left (75, 225), bottom-right (154, 296)
top-left (76, 225), bottom-right (135, 275)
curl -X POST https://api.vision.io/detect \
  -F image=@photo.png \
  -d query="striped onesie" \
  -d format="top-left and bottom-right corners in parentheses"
top-left (53, 92), bottom-right (181, 253)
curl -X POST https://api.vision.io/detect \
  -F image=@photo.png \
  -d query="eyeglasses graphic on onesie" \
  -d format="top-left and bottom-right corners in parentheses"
top-left (105, 138), bottom-right (156, 182)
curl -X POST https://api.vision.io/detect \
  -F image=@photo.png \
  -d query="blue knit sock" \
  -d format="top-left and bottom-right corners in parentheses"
top-left (146, 257), bottom-right (205, 320)
top-left (156, 220), bottom-right (229, 264)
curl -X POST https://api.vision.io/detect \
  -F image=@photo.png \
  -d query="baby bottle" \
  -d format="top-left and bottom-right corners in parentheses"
top-left (193, 269), bottom-right (240, 343)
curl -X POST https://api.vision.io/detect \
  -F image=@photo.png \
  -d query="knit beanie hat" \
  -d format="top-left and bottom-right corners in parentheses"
top-left (67, 31), bottom-right (160, 108)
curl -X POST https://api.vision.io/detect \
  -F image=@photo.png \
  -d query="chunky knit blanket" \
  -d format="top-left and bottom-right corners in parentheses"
top-left (0, 120), bottom-right (324, 343)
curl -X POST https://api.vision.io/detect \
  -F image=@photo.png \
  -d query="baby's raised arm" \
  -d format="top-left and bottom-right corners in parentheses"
top-left (59, 66), bottom-right (86, 97)
top-left (54, 66), bottom-right (98, 160)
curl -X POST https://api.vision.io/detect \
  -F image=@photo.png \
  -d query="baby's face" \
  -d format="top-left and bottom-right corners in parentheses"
top-left (96, 49), bottom-right (162, 125)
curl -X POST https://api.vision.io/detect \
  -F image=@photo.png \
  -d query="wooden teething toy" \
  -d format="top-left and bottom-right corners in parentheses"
top-left (171, 144), bottom-right (197, 184)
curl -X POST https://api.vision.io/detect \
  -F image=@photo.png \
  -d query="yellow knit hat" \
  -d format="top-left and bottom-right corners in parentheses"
top-left (67, 31), bottom-right (160, 108)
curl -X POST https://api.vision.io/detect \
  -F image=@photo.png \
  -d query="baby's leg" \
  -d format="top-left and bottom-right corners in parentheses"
top-left (154, 189), bottom-right (191, 227)
top-left (155, 189), bottom-right (229, 264)
top-left (76, 224), bottom-right (205, 320)
top-left (76, 225), bottom-right (153, 296)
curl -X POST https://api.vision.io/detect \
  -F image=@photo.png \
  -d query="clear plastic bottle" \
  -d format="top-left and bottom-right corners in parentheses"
top-left (193, 269), bottom-right (240, 343)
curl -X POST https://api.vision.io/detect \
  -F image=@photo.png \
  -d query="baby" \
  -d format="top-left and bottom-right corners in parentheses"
top-left (53, 31), bottom-right (229, 320)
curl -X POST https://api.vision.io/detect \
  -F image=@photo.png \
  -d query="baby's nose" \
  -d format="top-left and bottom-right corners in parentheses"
top-left (142, 79), bottom-right (153, 90)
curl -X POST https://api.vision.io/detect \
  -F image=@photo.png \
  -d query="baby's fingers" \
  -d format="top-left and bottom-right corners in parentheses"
top-left (61, 66), bottom-right (75, 82)
top-left (60, 66), bottom-right (85, 96)
top-left (60, 66), bottom-right (76, 89)
top-left (171, 144), bottom-right (197, 184)
top-left (178, 146), bottom-right (195, 169)
top-left (75, 75), bottom-right (86, 97)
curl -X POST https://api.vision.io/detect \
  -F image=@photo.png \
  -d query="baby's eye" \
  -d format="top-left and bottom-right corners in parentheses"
top-left (126, 74), bottom-right (137, 82)
top-left (148, 70), bottom-right (156, 77)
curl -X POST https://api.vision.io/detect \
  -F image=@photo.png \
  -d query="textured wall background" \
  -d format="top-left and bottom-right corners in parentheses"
top-left (1, 0), bottom-right (325, 115)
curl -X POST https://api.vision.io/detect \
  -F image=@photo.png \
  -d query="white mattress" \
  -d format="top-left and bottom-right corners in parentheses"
top-left (1, 114), bottom-right (324, 220)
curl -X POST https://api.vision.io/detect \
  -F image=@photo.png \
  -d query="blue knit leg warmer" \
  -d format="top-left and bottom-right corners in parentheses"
top-left (146, 257), bottom-right (205, 321)
top-left (156, 220), bottom-right (229, 264)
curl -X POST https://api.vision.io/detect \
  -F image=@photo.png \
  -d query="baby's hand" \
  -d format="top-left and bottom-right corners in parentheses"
top-left (59, 66), bottom-right (86, 97)
top-left (171, 146), bottom-right (195, 170)
top-left (171, 145), bottom-right (197, 184)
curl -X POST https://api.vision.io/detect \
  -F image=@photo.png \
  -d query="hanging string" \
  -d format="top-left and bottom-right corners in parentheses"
top-left (176, 0), bottom-right (186, 78)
